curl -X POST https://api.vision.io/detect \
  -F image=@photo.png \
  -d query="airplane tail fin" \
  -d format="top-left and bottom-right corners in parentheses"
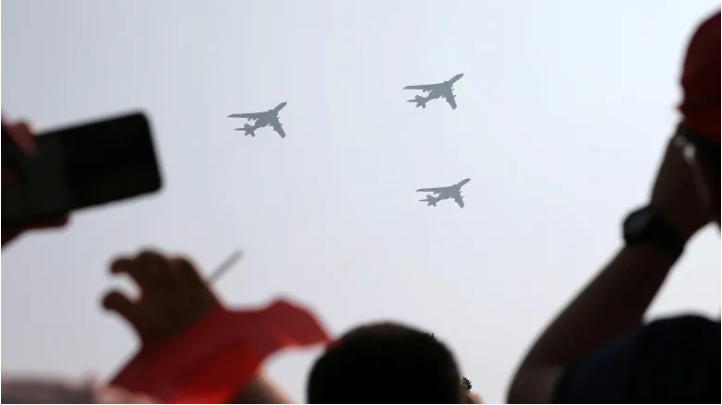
top-left (407, 95), bottom-right (427, 109)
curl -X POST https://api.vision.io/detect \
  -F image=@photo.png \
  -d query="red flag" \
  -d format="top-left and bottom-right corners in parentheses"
top-left (112, 299), bottom-right (331, 403)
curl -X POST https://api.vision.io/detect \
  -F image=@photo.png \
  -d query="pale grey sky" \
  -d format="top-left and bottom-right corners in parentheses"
top-left (2, 1), bottom-right (720, 403)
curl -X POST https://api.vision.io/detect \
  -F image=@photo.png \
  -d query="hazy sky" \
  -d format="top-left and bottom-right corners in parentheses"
top-left (2, 1), bottom-right (720, 402)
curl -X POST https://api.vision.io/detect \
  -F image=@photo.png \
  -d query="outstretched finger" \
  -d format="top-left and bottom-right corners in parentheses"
top-left (102, 290), bottom-right (160, 343)
top-left (110, 254), bottom-right (159, 295)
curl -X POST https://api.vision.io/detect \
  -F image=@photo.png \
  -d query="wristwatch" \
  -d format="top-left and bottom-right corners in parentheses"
top-left (623, 205), bottom-right (685, 260)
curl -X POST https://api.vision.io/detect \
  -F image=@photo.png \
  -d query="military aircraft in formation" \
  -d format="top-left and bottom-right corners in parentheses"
top-left (404, 73), bottom-right (464, 110)
top-left (228, 102), bottom-right (288, 138)
top-left (229, 79), bottom-right (469, 207)
top-left (416, 178), bottom-right (471, 208)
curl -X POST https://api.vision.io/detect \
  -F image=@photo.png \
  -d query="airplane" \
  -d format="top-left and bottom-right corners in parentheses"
top-left (404, 73), bottom-right (464, 110)
top-left (416, 178), bottom-right (471, 208)
top-left (228, 102), bottom-right (288, 138)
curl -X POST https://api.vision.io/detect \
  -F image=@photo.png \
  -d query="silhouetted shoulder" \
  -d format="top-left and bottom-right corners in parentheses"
top-left (553, 315), bottom-right (720, 403)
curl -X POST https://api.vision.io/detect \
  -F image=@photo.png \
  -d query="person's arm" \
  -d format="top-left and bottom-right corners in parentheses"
top-left (507, 245), bottom-right (676, 403)
top-left (508, 135), bottom-right (712, 404)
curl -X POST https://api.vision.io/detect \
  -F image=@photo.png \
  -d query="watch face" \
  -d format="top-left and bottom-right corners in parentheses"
top-left (626, 207), bottom-right (654, 234)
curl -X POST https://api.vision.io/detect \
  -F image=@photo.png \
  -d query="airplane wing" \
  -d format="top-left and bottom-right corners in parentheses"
top-left (442, 89), bottom-right (458, 109)
top-left (453, 194), bottom-right (465, 208)
top-left (270, 118), bottom-right (286, 138)
top-left (404, 84), bottom-right (436, 91)
top-left (416, 186), bottom-right (447, 194)
top-left (228, 112), bottom-right (264, 120)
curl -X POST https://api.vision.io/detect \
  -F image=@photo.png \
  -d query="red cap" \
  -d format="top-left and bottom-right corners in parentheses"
top-left (678, 11), bottom-right (721, 141)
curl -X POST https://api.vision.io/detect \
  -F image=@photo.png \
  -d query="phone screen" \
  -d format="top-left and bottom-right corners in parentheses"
top-left (60, 113), bottom-right (161, 208)
top-left (2, 112), bottom-right (162, 226)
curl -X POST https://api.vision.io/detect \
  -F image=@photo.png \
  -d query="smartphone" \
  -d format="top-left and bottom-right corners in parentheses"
top-left (2, 112), bottom-right (163, 226)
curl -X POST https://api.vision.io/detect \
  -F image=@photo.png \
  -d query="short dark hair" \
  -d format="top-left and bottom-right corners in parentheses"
top-left (306, 322), bottom-right (463, 404)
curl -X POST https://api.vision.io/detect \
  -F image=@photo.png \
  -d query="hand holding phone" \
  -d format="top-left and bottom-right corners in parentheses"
top-left (1, 118), bottom-right (69, 246)
top-left (2, 112), bottom-right (163, 230)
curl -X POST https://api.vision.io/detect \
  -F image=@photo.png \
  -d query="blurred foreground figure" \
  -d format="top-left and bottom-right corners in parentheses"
top-left (1, 378), bottom-right (156, 403)
top-left (508, 11), bottom-right (720, 404)
top-left (307, 322), bottom-right (467, 403)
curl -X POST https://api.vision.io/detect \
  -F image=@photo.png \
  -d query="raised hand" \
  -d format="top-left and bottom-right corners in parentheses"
top-left (650, 132), bottom-right (712, 242)
top-left (102, 249), bottom-right (220, 348)
top-left (1, 118), bottom-right (69, 247)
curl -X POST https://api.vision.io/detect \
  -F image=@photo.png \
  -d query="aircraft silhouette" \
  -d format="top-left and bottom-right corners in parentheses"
top-left (416, 178), bottom-right (471, 208)
top-left (404, 73), bottom-right (464, 110)
top-left (228, 102), bottom-right (288, 138)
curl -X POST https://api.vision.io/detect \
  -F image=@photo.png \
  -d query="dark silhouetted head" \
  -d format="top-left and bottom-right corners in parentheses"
top-left (306, 322), bottom-right (463, 404)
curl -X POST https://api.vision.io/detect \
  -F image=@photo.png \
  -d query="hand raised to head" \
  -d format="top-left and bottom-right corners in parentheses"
top-left (650, 132), bottom-right (712, 242)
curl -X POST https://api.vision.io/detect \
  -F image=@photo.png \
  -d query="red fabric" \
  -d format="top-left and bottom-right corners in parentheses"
top-left (678, 11), bottom-right (721, 141)
top-left (112, 299), bottom-right (331, 404)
